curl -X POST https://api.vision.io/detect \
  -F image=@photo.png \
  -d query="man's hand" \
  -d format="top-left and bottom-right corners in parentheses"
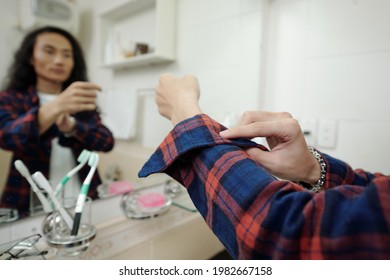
top-left (220, 111), bottom-right (321, 184)
top-left (53, 81), bottom-right (101, 115)
top-left (155, 73), bottom-right (202, 125)
top-left (38, 81), bottom-right (100, 134)
top-left (56, 114), bottom-right (76, 134)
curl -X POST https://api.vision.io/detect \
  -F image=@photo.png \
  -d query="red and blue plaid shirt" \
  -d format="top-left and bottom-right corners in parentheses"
top-left (0, 86), bottom-right (114, 216)
top-left (139, 114), bottom-right (390, 259)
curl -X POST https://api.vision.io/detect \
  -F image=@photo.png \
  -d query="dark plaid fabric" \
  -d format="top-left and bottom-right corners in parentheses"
top-left (139, 114), bottom-right (390, 259)
top-left (0, 86), bottom-right (114, 216)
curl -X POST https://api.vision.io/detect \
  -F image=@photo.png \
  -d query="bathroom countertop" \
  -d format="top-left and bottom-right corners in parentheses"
top-left (43, 201), bottom-right (224, 260)
top-left (0, 177), bottom-right (224, 260)
top-left (28, 188), bottom-right (223, 260)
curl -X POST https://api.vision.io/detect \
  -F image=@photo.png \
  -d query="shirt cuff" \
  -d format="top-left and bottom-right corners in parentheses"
top-left (138, 114), bottom-right (268, 178)
top-left (322, 152), bottom-right (351, 189)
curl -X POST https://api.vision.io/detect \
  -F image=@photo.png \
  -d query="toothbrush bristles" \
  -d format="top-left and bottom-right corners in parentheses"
top-left (88, 152), bottom-right (99, 166)
top-left (78, 149), bottom-right (91, 163)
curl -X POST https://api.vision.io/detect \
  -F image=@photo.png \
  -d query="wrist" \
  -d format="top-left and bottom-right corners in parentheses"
top-left (40, 102), bottom-right (62, 121)
top-left (48, 98), bottom-right (64, 117)
top-left (63, 116), bottom-right (77, 136)
top-left (300, 146), bottom-right (327, 193)
top-left (171, 105), bottom-right (202, 126)
top-left (306, 155), bottom-right (321, 185)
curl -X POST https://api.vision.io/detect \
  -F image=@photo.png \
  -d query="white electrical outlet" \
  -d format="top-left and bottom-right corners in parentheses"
top-left (317, 119), bottom-right (338, 149)
top-left (299, 118), bottom-right (318, 146)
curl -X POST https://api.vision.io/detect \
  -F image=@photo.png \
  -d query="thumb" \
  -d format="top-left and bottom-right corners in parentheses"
top-left (56, 114), bottom-right (66, 125)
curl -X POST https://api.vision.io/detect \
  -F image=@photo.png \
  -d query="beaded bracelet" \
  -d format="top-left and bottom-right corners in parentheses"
top-left (300, 146), bottom-right (327, 193)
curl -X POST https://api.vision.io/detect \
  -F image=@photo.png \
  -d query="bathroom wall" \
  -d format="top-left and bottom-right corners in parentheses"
top-left (0, 0), bottom-right (24, 87)
top-left (77, 0), bottom-right (390, 174)
top-left (76, 0), bottom-right (264, 148)
top-left (0, 0), bottom-right (264, 189)
top-left (261, 0), bottom-right (390, 173)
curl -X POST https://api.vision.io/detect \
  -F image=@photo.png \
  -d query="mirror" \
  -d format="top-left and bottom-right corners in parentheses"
top-left (1, 0), bottom-right (260, 226)
top-left (0, 148), bottom-right (116, 222)
top-left (0, 149), bottom-right (17, 222)
top-left (0, 2), bottom-right (117, 223)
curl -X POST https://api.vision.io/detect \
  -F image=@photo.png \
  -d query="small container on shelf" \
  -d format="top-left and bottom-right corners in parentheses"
top-left (98, 0), bottom-right (176, 69)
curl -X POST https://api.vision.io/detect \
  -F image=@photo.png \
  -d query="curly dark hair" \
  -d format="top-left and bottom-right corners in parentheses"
top-left (4, 26), bottom-right (88, 91)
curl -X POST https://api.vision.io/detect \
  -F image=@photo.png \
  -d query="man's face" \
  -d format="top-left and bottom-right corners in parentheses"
top-left (31, 32), bottom-right (74, 87)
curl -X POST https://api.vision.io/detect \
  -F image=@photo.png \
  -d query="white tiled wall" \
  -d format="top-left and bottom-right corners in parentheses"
top-left (306, 0), bottom-right (390, 58)
top-left (262, 0), bottom-right (390, 173)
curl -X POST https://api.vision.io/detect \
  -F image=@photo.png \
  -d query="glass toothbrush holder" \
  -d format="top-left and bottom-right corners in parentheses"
top-left (42, 197), bottom-right (96, 257)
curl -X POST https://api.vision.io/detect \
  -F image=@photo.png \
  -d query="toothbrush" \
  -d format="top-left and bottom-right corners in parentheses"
top-left (14, 160), bottom-right (52, 213)
top-left (54, 149), bottom-right (91, 197)
top-left (71, 152), bottom-right (99, 236)
top-left (32, 171), bottom-right (74, 230)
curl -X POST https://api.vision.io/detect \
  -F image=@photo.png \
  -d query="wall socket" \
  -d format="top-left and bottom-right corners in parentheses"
top-left (299, 118), bottom-right (318, 146)
top-left (317, 119), bottom-right (338, 149)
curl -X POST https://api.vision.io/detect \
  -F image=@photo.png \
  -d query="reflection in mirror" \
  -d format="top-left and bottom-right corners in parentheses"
top-left (0, 25), bottom-right (114, 222)
top-left (0, 208), bottom-right (19, 223)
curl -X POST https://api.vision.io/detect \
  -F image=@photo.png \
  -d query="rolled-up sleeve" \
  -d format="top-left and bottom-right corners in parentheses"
top-left (139, 114), bottom-right (390, 260)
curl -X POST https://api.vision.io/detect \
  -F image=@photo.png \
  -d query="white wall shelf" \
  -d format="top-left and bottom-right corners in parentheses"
top-left (98, 0), bottom-right (176, 69)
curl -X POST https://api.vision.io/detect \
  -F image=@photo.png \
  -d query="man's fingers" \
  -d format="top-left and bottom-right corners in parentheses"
top-left (73, 89), bottom-right (98, 97)
top-left (220, 119), bottom-right (291, 139)
top-left (71, 81), bottom-right (102, 91)
top-left (236, 111), bottom-right (293, 127)
top-left (72, 104), bottom-right (96, 112)
top-left (221, 117), bottom-right (301, 142)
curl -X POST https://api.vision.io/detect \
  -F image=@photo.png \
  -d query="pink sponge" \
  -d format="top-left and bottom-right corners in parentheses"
top-left (137, 192), bottom-right (166, 210)
top-left (108, 181), bottom-right (134, 195)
